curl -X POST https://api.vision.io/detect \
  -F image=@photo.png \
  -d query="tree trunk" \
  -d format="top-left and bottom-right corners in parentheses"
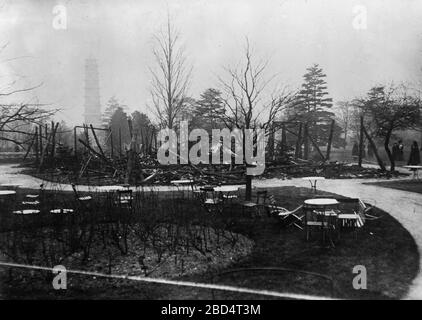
top-left (125, 119), bottom-right (135, 185)
top-left (34, 127), bottom-right (39, 164)
top-left (74, 126), bottom-right (77, 157)
top-left (384, 128), bottom-right (395, 172)
top-left (244, 127), bottom-right (252, 201)
top-left (50, 121), bottom-right (56, 163)
top-left (295, 122), bottom-right (303, 159)
top-left (268, 125), bottom-right (275, 161)
top-left (245, 174), bottom-right (252, 201)
top-left (358, 116), bottom-right (364, 167)
top-left (109, 128), bottom-right (114, 158)
top-left (281, 124), bottom-right (287, 154)
top-left (362, 125), bottom-right (386, 171)
top-left (304, 123), bottom-right (309, 160)
top-left (119, 127), bottom-right (122, 158)
top-left (326, 119), bottom-right (335, 160)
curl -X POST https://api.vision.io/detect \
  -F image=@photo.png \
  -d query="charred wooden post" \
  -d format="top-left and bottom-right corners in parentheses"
top-left (78, 139), bottom-right (114, 166)
top-left (50, 121), bottom-right (57, 162)
top-left (45, 124), bottom-right (49, 159)
top-left (23, 130), bottom-right (36, 162)
top-left (39, 124), bottom-right (43, 156)
top-left (34, 127), bottom-right (39, 164)
top-left (308, 133), bottom-right (325, 161)
top-left (90, 124), bottom-right (106, 159)
top-left (125, 118), bottom-right (135, 185)
top-left (362, 124), bottom-right (386, 171)
top-left (245, 174), bottom-right (252, 201)
top-left (38, 123), bottom-right (57, 173)
top-left (83, 124), bottom-right (91, 155)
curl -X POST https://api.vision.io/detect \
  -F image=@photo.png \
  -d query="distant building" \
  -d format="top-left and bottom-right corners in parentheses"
top-left (83, 58), bottom-right (102, 127)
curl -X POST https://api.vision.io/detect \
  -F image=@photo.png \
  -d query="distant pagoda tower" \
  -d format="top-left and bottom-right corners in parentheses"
top-left (83, 58), bottom-right (102, 127)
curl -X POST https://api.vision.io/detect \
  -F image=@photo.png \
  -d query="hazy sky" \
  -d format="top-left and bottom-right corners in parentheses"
top-left (1, 0), bottom-right (422, 125)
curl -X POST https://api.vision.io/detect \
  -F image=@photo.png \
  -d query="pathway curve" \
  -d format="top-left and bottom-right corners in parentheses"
top-left (254, 176), bottom-right (422, 300)
top-left (1, 164), bottom-right (421, 299)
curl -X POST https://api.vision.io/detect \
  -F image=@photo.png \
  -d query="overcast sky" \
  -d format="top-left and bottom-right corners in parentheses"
top-left (1, 0), bottom-right (422, 125)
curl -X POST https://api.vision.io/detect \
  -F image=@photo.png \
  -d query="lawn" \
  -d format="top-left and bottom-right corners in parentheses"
top-left (0, 186), bottom-right (418, 300)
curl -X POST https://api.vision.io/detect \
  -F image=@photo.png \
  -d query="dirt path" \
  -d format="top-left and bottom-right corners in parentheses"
top-left (1, 163), bottom-right (421, 299)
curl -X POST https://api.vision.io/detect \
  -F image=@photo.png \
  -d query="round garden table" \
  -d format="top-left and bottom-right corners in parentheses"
top-left (403, 165), bottom-right (422, 179)
top-left (171, 179), bottom-right (195, 198)
top-left (304, 198), bottom-right (339, 247)
top-left (13, 209), bottom-right (40, 215)
top-left (0, 190), bottom-right (16, 196)
top-left (304, 198), bottom-right (338, 207)
top-left (302, 177), bottom-right (325, 193)
top-left (96, 185), bottom-right (128, 192)
top-left (50, 209), bottom-right (74, 214)
top-left (214, 186), bottom-right (239, 204)
top-left (171, 179), bottom-right (194, 189)
top-left (214, 186), bottom-right (239, 193)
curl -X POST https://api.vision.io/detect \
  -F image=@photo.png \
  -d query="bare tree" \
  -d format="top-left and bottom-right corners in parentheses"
top-left (334, 101), bottom-right (353, 149)
top-left (356, 84), bottom-right (421, 171)
top-left (0, 103), bottom-right (56, 148)
top-left (218, 39), bottom-right (296, 199)
top-left (219, 40), bottom-right (296, 130)
top-left (0, 42), bottom-right (56, 149)
top-left (149, 17), bottom-right (192, 129)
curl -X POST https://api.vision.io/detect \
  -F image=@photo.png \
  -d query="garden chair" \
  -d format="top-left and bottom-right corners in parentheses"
top-left (24, 183), bottom-right (44, 200)
top-left (359, 199), bottom-right (376, 220)
top-left (239, 190), bottom-right (268, 217)
top-left (115, 189), bottom-right (133, 210)
top-left (19, 184), bottom-right (45, 213)
top-left (335, 198), bottom-right (366, 239)
top-left (192, 184), bottom-right (203, 200)
top-left (199, 186), bottom-right (223, 214)
top-left (304, 205), bottom-right (335, 242)
top-left (71, 183), bottom-right (93, 212)
top-left (266, 195), bottom-right (304, 229)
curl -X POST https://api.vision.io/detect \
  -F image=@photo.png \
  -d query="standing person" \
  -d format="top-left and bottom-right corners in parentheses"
top-left (352, 141), bottom-right (359, 161)
top-left (398, 140), bottom-right (404, 161)
top-left (367, 143), bottom-right (374, 159)
top-left (408, 141), bottom-right (421, 165)
top-left (392, 142), bottom-right (399, 161)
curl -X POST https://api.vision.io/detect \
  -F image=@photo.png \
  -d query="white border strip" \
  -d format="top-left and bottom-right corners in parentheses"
top-left (0, 261), bottom-right (336, 300)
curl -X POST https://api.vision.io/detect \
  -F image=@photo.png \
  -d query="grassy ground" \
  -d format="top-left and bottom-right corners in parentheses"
top-left (0, 186), bottom-right (419, 300)
top-left (365, 179), bottom-right (422, 195)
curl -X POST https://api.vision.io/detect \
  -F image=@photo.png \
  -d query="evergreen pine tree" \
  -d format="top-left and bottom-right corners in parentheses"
top-left (291, 64), bottom-right (342, 146)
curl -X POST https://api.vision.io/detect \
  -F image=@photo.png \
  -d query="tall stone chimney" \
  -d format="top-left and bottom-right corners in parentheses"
top-left (83, 58), bottom-right (101, 127)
